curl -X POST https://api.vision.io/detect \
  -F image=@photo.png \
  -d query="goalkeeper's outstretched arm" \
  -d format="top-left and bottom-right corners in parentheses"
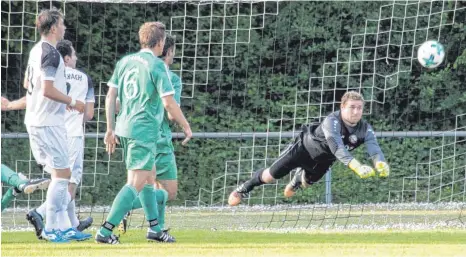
top-left (321, 117), bottom-right (375, 178)
top-left (364, 124), bottom-right (390, 177)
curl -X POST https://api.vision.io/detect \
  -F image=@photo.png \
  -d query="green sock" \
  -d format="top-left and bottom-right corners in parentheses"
top-left (129, 189), bottom-right (167, 228)
top-left (139, 184), bottom-right (161, 232)
top-left (155, 189), bottom-right (168, 229)
top-left (99, 184), bottom-right (138, 236)
top-left (1, 164), bottom-right (27, 188)
top-left (1, 187), bottom-right (17, 212)
top-left (130, 196), bottom-right (142, 210)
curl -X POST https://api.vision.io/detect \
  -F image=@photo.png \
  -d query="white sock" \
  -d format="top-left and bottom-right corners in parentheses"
top-left (44, 178), bottom-right (69, 231)
top-left (36, 201), bottom-right (47, 219)
top-left (57, 191), bottom-right (72, 231)
top-left (67, 199), bottom-right (80, 228)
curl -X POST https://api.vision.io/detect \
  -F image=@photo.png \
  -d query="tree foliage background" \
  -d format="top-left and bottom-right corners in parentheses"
top-left (1, 1), bottom-right (465, 206)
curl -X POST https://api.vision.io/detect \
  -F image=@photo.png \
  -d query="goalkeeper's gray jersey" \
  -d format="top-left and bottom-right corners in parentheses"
top-left (302, 111), bottom-right (385, 166)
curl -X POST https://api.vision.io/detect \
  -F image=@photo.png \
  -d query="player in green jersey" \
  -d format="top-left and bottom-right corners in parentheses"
top-left (95, 22), bottom-right (192, 245)
top-left (118, 34), bottom-right (181, 233)
top-left (154, 34), bottom-right (182, 201)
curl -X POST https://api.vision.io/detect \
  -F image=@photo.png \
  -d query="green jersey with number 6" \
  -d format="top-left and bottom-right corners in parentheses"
top-left (108, 49), bottom-right (174, 140)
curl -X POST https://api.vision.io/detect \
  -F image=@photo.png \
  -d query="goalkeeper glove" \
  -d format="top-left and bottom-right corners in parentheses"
top-left (375, 161), bottom-right (390, 177)
top-left (348, 159), bottom-right (375, 179)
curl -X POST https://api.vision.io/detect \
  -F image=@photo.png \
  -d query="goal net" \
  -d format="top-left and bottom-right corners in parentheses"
top-left (1, 0), bottom-right (466, 231)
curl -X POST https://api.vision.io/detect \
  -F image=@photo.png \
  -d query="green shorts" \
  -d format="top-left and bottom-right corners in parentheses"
top-left (155, 152), bottom-right (177, 180)
top-left (120, 137), bottom-right (157, 171)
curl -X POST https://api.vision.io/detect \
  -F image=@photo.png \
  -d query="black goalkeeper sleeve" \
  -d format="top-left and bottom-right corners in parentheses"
top-left (321, 117), bottom-right (354, 166)
top-left (364, 124), bottom-right (385, 163)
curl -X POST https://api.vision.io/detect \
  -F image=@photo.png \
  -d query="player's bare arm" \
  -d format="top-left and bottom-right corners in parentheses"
top-left (42, 80), bottom-right (84, 113)
top-left (84, 102), bottom-right (94, 122)
top-left (104, 86), bottom-right (119, 154)
top-left (1, 96), bottom-right (26, 111)
top-left (115, 98), bottom-right (120, 113)
top-left (83, 72), bottom-right (96, 122)
top-left (161, 95), bottom-right (192, 145)
top-left (167, 112), bottom-right (175, 121)
top-left (23, 69), bottom-right (29, 90)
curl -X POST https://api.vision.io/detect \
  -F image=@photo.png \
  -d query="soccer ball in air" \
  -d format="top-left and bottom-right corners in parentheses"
top-left (417, 40), bottom-right (445, 68)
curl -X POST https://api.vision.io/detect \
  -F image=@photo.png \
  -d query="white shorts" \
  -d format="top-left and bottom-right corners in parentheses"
top-left (68, 136), bottom-right (84, 185)
top-left (27, 125), bottom-right (69, 170)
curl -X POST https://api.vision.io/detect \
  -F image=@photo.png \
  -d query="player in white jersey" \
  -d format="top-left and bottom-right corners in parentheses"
top-left (3, 39), bottom-right (95, 240)
top-left (23, 8), bottom-right (89, 243)
top-left (26, 39), bottom-right (95, 238)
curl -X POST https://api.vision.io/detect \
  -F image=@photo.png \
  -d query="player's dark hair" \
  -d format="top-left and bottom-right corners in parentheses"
top-left (139, 22), bottom-right (166, 49)
top-left (36, 8), bottom-right (64, 36)
top-left (56, 40), bottom-right (73, 58)
top-left (161, 34), bottom-right (176, 58)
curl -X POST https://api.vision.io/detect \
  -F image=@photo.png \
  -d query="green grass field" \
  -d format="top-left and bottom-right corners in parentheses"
top-left (2, 229), bottom-right (466, 257)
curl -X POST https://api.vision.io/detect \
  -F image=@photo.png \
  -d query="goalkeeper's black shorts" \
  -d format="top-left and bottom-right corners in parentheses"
top-left (268, 132), bottom-right (334, 182)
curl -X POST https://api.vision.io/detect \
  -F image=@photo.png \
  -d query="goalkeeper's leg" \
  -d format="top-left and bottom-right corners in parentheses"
top-left (228, 136), bottom-right (304, 206)
top-left (284, 161), bottom-right (332, 198)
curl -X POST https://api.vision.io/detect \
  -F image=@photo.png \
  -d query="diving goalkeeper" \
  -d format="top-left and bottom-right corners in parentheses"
top-left (228, 91), bottom-right (390, 206)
